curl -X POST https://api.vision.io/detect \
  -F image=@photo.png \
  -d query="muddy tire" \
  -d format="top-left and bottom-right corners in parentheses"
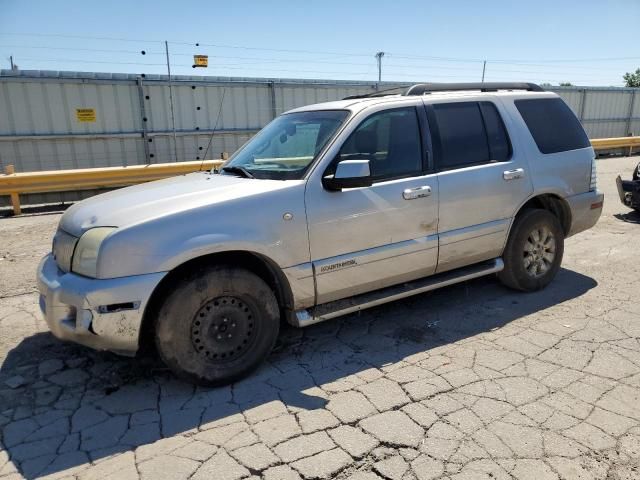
top-left (498, 209), bottom-right (564, 292)
top-left (155, 266), bottom-right (280, 386)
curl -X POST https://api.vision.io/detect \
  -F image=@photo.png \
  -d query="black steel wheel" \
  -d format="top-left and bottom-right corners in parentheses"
top-left (190, 296), bottom-right (257, 362)
top-left (155, 266), bottom-right (280, 386)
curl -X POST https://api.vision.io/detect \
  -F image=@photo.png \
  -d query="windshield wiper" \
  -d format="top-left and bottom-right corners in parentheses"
top-left (221, 166), bottom-right (255, 179)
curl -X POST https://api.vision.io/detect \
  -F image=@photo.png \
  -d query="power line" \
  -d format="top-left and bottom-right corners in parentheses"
top-left (3, 41), bottom-right (628, 73)
top-left (3, 32), bottom-right (639, 64)
top-left (15, 57), bottom-right (166, 66)
top-left (10, 57), bottom-right (622, 82)
top-left (2, 33), bottom-right (633, 86)
top-left (11, 50), bottom-right (623, 78)
top-left (0, 44), bottom-right (165, 55)
top-left (0, 32), bottom-right (163, 44)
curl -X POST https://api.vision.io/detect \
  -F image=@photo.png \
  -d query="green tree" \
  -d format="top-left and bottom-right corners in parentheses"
top-left (559, 82), bottom-right (573, 86)
top-left (623, 68), bottom-right (640, 87)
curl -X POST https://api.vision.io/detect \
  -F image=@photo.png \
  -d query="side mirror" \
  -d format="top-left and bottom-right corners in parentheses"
top-left (322, 159), bottom-right (372, 191)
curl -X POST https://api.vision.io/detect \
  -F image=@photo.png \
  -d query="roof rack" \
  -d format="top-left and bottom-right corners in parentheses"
top-left (342, 82), bottom-right (544, 100)
top-left (343, 85), bottom-right (409, 100)
top-left (404, 82), bottom-right (544, 95)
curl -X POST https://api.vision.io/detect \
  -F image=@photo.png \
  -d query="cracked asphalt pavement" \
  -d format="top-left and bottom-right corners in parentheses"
top-left (1, 156), bottom-right (640, 480)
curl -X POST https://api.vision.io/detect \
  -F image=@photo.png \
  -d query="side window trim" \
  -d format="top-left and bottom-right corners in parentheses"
top-left (427, 100), bottom-right (512, 173)
top-left (479, 101), bottom-right (513, 162)
top-left (424, 104), bottom-right (443, 172)
top-left (416, 104), bottom-right (434, 173)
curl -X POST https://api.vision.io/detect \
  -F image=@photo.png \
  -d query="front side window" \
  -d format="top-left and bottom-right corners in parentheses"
top-left (224, 110), bottom-right (349, 180)
top-left (336, 107), bottom-right (423, 181)
top-left (430, 101), bottom-right (511, 170)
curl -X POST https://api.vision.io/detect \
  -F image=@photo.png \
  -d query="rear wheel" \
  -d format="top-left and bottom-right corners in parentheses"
top-left (498, 209), bottom-right (564, 292)
top-left (155, 266), bottom-right (280, 386)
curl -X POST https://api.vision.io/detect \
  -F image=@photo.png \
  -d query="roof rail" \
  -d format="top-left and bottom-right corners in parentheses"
top-left (343, 82), bottom-right (544, 101)
top-left (404, 82), bottom-right (544, 95)
top-left (343, 85), bottom-right (410, 100)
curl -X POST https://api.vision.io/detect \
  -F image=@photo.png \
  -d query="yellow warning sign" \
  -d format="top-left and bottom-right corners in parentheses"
top-left (75, 108), bottom-right (96, 122)
top-left (193, 55), bottom-right (208, 67)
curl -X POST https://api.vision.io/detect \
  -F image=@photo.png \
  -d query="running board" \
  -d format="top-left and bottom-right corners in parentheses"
top-left (294, 258), bottom-right (504, 327)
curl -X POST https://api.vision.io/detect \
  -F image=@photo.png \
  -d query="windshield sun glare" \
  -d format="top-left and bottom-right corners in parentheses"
top-left (222, 110), bottom-right (349, 180)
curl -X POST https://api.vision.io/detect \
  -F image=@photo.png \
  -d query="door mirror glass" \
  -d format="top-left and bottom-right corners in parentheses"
top-left (322, 160), bottom-right (372, 190)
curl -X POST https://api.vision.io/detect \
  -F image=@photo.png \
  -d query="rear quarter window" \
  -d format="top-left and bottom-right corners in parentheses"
top-left (515, 97), bottom-right (590, 154)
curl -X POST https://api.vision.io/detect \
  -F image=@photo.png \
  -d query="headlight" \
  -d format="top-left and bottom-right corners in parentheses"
top-left (71, 227), bottom-right (116, 278)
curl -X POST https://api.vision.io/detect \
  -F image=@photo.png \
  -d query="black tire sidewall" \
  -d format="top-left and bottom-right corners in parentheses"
top-left (501, 209), bottom-right (565, 291)
top-left (155, 266), bottom-right (280, 386)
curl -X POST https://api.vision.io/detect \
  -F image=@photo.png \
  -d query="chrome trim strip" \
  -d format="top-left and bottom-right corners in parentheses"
top-left (313, 235), bottom-right (438, 276)
top-left (294, 258), bottom-right (504, 327)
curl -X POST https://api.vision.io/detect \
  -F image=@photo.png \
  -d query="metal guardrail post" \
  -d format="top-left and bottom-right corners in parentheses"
top-left (3, 165), bottom-right (20, 215)
top-left (136, 77), bottom-right (151, 165)
top-left (626, 90), bottom-right (636, 137)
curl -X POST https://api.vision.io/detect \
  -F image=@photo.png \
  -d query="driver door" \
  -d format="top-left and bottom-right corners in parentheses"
top-left (305, 106), bottom-right (439, 305)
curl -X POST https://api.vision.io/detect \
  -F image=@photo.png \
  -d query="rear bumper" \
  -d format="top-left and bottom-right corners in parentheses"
top-left (616, 175), bottom-right (640, 210)
top-left (566, 190), bottom-right (604, 237)
top-left (37, 254), bottom-right (166, 355)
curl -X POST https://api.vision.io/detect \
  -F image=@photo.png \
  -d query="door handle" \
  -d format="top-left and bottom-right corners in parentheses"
top-left (503, 168), bottom-right (525, 181)
top-left (403, 185), bottom-right (432, 200)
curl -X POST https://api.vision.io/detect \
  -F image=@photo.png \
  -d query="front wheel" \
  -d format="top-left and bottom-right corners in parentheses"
top-left (498, 209), bottom-right (565, 292)
top-left (155, 266), bottom-right (280, 386)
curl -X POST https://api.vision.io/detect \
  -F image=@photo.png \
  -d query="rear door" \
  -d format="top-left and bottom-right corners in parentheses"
top-left (425, 99), bottom-right (533, 272)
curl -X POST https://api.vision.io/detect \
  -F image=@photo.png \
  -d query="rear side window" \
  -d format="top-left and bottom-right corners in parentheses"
top-left (429, 101), bottom-right (511, 170)
top-left (515, 98), bottom-right (590, 154)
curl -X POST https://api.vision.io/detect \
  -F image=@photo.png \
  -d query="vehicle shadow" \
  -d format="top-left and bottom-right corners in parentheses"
top-left (614, 210), bottom-right (640, 224)
top-left (0, 268), bottom-right (597, 478)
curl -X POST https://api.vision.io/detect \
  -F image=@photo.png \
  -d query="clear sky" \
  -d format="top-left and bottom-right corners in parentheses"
top-left (1, 0), bottom-right (639, 86)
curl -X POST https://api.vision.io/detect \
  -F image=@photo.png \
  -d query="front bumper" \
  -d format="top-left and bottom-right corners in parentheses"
top-left (616, 175), bottom-right (640, 210)
top-left (37, 254), bottom-right (166, 355)
top-left (566, 190), bottom-right (604, 237)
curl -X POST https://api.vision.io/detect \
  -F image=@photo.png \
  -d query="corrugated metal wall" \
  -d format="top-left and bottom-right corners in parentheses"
top-left (1, 70), bottom-right (638, 207)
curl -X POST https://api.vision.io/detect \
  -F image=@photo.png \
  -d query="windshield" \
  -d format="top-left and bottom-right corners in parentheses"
top-left (221, 110), bottom-right (349, 180)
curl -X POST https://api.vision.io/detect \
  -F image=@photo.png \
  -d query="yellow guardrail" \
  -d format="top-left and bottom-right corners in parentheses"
top-left (590, 136), bottom-right (640, 150)
top-left (0, 136), bottom-right (637, 216)
top-left (1, 160), bottom-right (224, 215)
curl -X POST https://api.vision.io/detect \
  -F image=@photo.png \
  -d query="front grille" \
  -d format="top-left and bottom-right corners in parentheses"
top-left (52, 229), bottom-right (78, 273)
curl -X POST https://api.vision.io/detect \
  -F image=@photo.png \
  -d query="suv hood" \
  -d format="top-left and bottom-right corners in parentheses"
top-left (60, 172), bottom-right (298, 237)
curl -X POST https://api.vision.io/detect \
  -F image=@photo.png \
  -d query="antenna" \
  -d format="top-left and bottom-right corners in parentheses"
top-left (200, 88), bottom-right (227, 172)
top-left (164, 41), bottom-right (178, 162)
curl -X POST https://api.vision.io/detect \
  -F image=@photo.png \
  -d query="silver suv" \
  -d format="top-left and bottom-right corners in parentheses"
top-left (37, 82), bottom-right (604, 385)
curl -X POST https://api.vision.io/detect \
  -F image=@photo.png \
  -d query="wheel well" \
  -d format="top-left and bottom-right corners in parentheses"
top-left (138, 251), bottom-right (294, 355)
top-left (517, 194), bottom-right (571, 235)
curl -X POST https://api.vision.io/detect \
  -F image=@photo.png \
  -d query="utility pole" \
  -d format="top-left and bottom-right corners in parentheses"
top-left (9, 55), bottom-right (14, 70)
top-left (165, 41), bottom-right (179, 162)
top-left (481, 60), bottom-right (487, 83)
top-left (375, 51), bottom-right (385, 90)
